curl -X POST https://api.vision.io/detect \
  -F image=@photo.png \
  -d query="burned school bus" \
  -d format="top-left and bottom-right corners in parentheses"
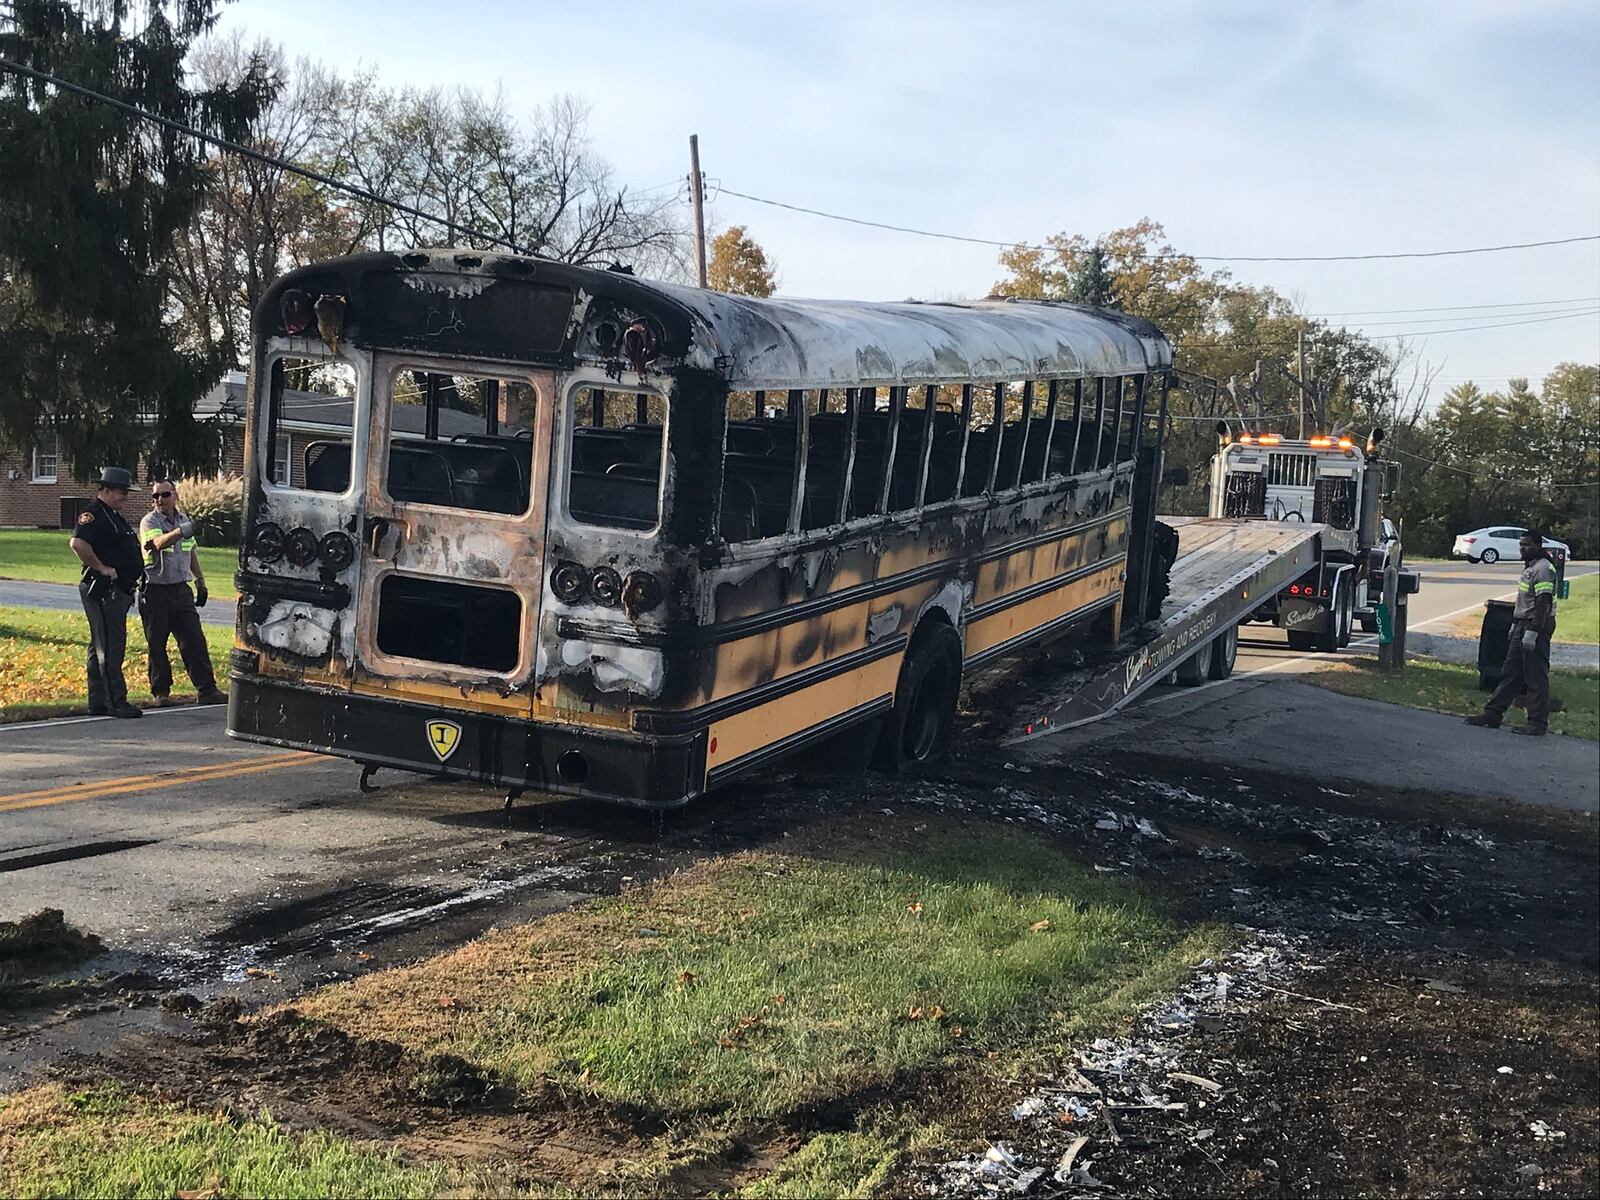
top-left (227, 250), bottom-right (1175, 807)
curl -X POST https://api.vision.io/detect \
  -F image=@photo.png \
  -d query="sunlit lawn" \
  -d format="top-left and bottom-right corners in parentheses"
top-left (1309, 656), bottom-right (1599, 741)
top-left (0, 605), bottom-right (232, 722)
top-left (0, 528), bottom-right (237, 599)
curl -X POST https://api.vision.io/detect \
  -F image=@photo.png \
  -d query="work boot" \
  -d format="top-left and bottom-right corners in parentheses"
top-left (1511, 725), bottom-right (1547, 737)
top-left (152, 694), bottom-right (174, 708)
top-left (110, 703), bottom-right (144, 719)
top-left (1464, 712), bottom-right (1501, 729)
top-left (195, 688), bottom-right (227, 706)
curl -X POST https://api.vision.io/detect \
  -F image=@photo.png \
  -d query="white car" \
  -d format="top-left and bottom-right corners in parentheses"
top-left (1452, 526), bottom-right (1568, 564)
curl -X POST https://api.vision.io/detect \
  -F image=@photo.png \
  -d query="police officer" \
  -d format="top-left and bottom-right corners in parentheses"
top-left (1467, 528), bottom-right (1559, 736)
top-left (138, 479), bottom-right (225, 707)
top-left (68, 467), bottom-right (144, 718)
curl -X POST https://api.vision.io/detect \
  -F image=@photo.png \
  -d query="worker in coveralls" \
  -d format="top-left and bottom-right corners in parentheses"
top-left (68, 467), bottom-right (145, 718)
top-left (138, 480), bottom-right (226, 707)
top-left (1467, 529), bottom-right (1559, 736)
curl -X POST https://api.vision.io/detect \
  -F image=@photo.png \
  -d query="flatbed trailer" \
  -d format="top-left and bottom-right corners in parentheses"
top-left (994, 516), bottom-right (1333, 744)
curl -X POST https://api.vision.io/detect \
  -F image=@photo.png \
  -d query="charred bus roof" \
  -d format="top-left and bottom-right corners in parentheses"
top-left (257, 249), bottom-right (1173, 387)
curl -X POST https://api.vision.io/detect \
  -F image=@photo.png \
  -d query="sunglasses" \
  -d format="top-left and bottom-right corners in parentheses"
top-left (152, 491), bottom-right (175, 499)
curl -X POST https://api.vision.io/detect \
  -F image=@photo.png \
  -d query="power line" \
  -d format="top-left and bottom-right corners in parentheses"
top-left (1393, 447), bottom-right (1599, 489)
top-left (1306, 296), bottom-right (1600, 318)
top-left (719, 185), bottom-right (1600, 263)
top-left (1183, 307), bottom-right (1600, 348)
top-left (0, 55), bottom-right (533, 255)
top-left (1339, 305), bottom-right (1600, 330)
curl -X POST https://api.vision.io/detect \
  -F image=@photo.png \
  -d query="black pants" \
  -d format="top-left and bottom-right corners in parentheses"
top-left (140, 581), bottom-right (217, 696)
top-left (80, 581), bottom-right (134, 711)
top-left (1485, 619), bottom-right (1553, 731)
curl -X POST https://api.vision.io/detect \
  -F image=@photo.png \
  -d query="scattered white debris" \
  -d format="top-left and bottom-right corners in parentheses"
top-left (1011, 1096), bottom-right (1048, 1121)
top-left (1497, 1065), bottom-right (1514, 1075)
top-left (1530, 1120), bottom-right (1566, 1140)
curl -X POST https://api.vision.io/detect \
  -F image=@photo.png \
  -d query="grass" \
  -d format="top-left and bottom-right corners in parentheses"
top-left (294, 824), bottom-right (1224, 1119)
top-left (0, 1084), bottom-right (466, 1200)
top-left (741, 1132), bottom-right (900, 1198)
top-left (0, 528), bottom-right (237, 599)
top-left (0, 604), bottom-right (233, 722)
top-left (1449, 572), bottom-right (1599, 645)
top-left (1307, 657), bottom-right (1600, 741)
top-left (1554, 573), bottom-right (1598, 646)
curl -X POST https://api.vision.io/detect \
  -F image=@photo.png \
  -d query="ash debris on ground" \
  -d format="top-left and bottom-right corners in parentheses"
top-left (925, 936), bottom-right (1304, 1198)
top-left (850, 750), bottom-right (1597, 1198)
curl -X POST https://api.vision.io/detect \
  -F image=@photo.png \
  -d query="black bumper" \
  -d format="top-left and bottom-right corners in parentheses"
top-left (227, 674), bottom-right (705, 809)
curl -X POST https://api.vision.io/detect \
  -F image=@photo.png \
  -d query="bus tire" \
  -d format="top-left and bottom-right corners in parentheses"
top-left (873, 624), bottom-right (962, 773)
top-left (1207, 624), bottom-right (1238, 680)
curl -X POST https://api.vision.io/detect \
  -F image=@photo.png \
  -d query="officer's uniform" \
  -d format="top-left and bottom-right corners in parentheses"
top-left (73, 494), bottom-right (143, 714)
top-left (1483, 554), bottom-right (1559, 732)
top-left (138, 507), bottom-right (220, 700)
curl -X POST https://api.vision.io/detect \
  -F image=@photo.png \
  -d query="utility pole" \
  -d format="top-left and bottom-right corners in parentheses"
top-left (689, 134), bottom-right (708, 288)
top-left (1296, 328), bottom-right (1307, 439)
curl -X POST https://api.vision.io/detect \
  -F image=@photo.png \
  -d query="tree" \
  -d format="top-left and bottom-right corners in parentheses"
top-left (331, 86), bottom-right (687, 274)
top-left (168, 34), bottom-right (356, 364)
top-left (0, 0), bottom-right (266, 477)
top-left (707, 225), bottom-right (778, 297)
top-left (1066, 243), bottom-right (1116, 307)
top-left (992, 219), bottom-right (1433, 515)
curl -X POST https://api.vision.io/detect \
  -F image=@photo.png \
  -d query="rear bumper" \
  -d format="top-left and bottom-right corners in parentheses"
top-left (227, 674), bottom-right (704, 809)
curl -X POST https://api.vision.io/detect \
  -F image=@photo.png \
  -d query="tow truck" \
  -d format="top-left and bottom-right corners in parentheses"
top-left (994, 423), bottom-right (1421, 742)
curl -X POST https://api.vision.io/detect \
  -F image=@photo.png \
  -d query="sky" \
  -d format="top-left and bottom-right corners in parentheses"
top-left (218, 0), bottom-right (1600, 397)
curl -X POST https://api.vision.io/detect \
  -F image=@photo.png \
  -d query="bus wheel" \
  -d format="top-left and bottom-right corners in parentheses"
top-left (874, 624), bottom-right (962, 772)
top-left (1207, 624), bottom-right (1239, 680)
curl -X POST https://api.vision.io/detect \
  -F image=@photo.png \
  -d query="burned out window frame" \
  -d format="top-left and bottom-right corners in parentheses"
top-left (375, 356), bottom-right (541, 522)
top-left (258, 340), bottom-right (368, 504)
top-left (560, 372), bottom-right (669, 538)
top-left (715, 369), bottom-right (1154, 558)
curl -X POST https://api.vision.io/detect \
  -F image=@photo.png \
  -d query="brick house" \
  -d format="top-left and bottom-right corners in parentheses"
top-left (0, 372), bottom-right (330, 528)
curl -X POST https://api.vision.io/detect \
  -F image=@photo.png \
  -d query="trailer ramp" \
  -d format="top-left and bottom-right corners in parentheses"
top-left (997, 518), bottom-right (1324, 744)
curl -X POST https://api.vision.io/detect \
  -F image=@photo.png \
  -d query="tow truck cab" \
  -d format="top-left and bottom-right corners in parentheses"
top-left (1209, 431), bottom-right (1407, 648)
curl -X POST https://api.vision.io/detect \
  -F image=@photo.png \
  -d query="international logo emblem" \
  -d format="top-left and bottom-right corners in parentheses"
top-left (427, 720), bottom-right (461, 762)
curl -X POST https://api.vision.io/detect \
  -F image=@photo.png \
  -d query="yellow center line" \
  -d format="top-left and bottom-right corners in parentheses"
top-left (0, 751), bottom-right (311, 805)
top-left (0, 752), bottom-right (318, 813)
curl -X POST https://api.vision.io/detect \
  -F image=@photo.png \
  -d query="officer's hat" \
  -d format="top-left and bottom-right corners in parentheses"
top-left (95, 466), bottom-right (134, 490)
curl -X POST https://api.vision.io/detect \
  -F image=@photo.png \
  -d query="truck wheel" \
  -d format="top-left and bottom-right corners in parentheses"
top-left (1358, 613), bottom-right (1378, 634)
top-left (1336, 583), bottom-right (1355, 648)
top-left (873, 624), bottom-right (962, 772)
top-left (1175, 646), bottom-right (1208, 686)
top-left (1207, 624), bottom-right (1238, 680)
top-left (1314, 579), bottom-right (1344, 653)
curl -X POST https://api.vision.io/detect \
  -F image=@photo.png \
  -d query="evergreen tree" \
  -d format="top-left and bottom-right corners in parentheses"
top-left (0, 1), bottom-right (265, 479)
top-left (1067, 242), bottom-right (1117, 308)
